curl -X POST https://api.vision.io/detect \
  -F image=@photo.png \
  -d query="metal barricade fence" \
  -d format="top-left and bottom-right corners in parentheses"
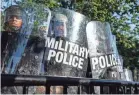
top-left (1, 74), bottom-right (139, 94)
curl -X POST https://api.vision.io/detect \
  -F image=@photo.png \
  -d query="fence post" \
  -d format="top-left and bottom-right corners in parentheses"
top-left (116, 85), bottom-right (120, 94)
top-left (45, 85), bottom-right (50, 94)
top-left (100, 86), bottom-right (104, 94)
top-left (63, 85), bottom-right (67, 94)
top-left (23, 86), bottom-right (28, 94)
top-left (88, 85), bottom-right (94, 94)
top-left (134, 84), bottom-right (138, 94)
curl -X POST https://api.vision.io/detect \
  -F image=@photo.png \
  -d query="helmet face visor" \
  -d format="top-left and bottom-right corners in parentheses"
top-left (4, 5), bottom-right (23, 31)
top-left (7, 15), bottom-right (22, 30)
top-left (7, 15), bottom-right (22, 21)
top-left (53, 21), bottom-right (66, 37)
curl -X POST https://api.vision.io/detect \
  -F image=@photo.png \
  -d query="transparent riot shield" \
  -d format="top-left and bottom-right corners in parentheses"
top-left (86, 21), bottom-right (124, 94)
top-left (14, 7), bottom-right (51, 76)
top-left (86, 21), bottom-right (114, 79)
top-left (40, 8), bottom-right (89, 94)
top-left (1, 3), bottom-right (51, 94)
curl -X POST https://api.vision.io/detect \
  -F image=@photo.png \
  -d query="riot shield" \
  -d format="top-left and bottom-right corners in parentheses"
top-left (1, 4), bottom-right (51, 94)
top-left (14, 7), bottom-right (51, 76)
top-left (41, 8), bottom-right (89, 77)
top-left (40, 8), bottom-right (89, 94)
top-left (86, 21), bottom-right (124, 94)
top-left (1, 4), bottom-right (50, 76)
top-left (86, 21), bottom-right (114, 79)
top-left (1, 4), bottom-right (34, 94)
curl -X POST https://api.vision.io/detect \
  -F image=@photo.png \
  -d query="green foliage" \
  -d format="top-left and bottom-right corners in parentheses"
top-left (19, 1), bottom-right (50, 36)
top-left (33, 0), bottom-right (60, 8)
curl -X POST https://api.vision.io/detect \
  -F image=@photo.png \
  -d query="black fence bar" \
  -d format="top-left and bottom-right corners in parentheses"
top-left (119, 86), bottom-right (124, 94)
top-left (77, 85), bottom-right (80, 94)
top-left (135, 84), bottom-right (138, 94)
top-left (100, 85), bottom-right (103, 94)
top-left (23, 86), bottom-right (28, 94)
top-left (116, 86), bottom-right (120, 94)
top-left (120, 86), bottom-right (125, 94)
top-left (79, 85), bottom-right (82, 94)
top-left (88, 86), bottom-right (90, 94)
top-left (88, 85), bottom-right (93, 94)
top-left (63, 85), bottom-right (67, 94)
top-left (128, 85), bottom-right (131, 94)
top-left (1, 74), bottom-right (139, 94)
top-left (45, 85), bottom-right (50, 94)
top-left (2, 74), bottom-right (139, 86)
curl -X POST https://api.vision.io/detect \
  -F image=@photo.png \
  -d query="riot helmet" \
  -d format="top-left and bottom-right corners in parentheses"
top-left (4, 5), bottom-right (26, 32)
top-left (52, 13), bottom-right (68, 38)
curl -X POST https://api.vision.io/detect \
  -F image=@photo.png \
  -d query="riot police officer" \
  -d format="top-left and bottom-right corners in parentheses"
top-left (48, 13), bottom-right (68, 40)
top-left (1, 5), bottom-right (26, 73)
top-left (1, 5), bottom-right (27, 94)
top-left (2, 4), bottom-right (46, 94)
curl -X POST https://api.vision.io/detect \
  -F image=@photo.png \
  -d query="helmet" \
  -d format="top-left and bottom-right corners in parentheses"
top-left (4, 5), bottom-right (26, 31)
top-left (52, 13), bottom-right (68, 38)
top-left (53, 13), bottom-right (68, 22)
